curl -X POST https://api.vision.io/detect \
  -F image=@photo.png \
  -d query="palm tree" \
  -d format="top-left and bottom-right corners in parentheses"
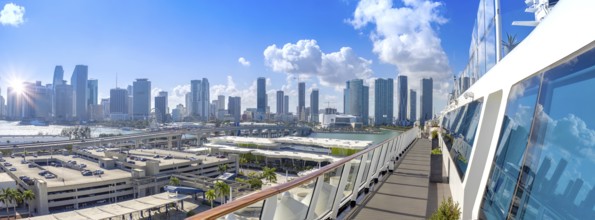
top-left (8, 189), bottom-right (21, 218)
top-left (261, 167), bottom-right (277, 184)
top-left (218, 164), bottom-right (228, 174)
top-left (21, 190), bottom-right (35, 217)
top-left (169, 176), bottom-right (180, 186)
top-left (214, 181), bottom-right (230, 204)
top-left (0, 188), bottom-right (10, 219)
top-left (502, 33), bottom-right (520, 57)
top-left (205, 189), bottom-right (217, 208)
top-left (239, 157), bottom-right (248, 173)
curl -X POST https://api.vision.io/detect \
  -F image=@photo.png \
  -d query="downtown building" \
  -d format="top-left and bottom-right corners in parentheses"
top-left (228, 96), bottom-right (241, 124)
top-left (71, 65), bottom-right (88, 122)
top-left (190, 79), bottom-right (210, 121)
top-left (132, 79), bottom-right (151, 120)
top-left (344, 79), bottom-right (369, 126)
top-left (298, 82), bottom-right (306, 121)
top-left (420, 78), bottom-right (433, 124)
top-left (397, 75), bottom-right (408, 125)
top-left (374, 78), bottom-right (393, 126)
top-left (256, 77), bottom-right (266, 121)
top-left (110, 88), bottom-right (129, 121)
top-left (409, 89), bottom-right (417, 123)
top-left (310, 89), bottom-right (319, 123)
top-left (154, 92), bottom-right (168, 123)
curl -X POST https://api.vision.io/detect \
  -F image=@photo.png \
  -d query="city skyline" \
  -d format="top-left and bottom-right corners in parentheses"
top-left (0, 0), bottom-right (533, 118)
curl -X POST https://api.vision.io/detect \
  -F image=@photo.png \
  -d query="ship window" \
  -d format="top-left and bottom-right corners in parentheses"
top-left (440, 98), bottom-right (484, 180)
top-left (481, 47), bottom-right (595, 219)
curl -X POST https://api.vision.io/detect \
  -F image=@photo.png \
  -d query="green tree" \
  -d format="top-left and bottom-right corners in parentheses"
top-left (8, 189), bottom-right (22, 218)
top-left (218, 164), bottom-right (229, 174)
top-left (430, 197), bottom-right (461, 220)
top-left (239, 157), bottom-right (248, 173)
top-left (214, 181), bottom-right (230, 204)
top-left (169, 176), bottom-right (180, 186)
top-left (205, 189), bottom-right (217, 208)
top-left (261, 167), bottom-right (277, 184)
top-left (0, 188), bottom-right (10, 218)
top-left (502, 33), bottom-right (520, 57)
top-left (22, 190), bottom-right (35, 216)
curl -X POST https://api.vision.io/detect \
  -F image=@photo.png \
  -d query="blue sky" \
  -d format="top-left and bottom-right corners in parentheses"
top-left (0, 0), bottom-right (533, 116)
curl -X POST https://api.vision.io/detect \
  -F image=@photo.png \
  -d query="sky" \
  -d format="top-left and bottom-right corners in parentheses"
top-left (0, 0), bottom-right (533, 117)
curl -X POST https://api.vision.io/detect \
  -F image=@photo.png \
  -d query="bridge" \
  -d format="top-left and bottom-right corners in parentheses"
top-left (0, 125), bottom-right (311, 152)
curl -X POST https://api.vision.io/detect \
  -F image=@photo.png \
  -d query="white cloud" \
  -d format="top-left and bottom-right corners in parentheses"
top-left (264, 39), bottom-right (373, 90)
top-left (168, 84), bottom-right (190, 109)
top-left (238, 57), bottom-right (251, 67)
top-left (0, 3), bottom-right (25, 27)
top-left (349, 0), bottom-right (452, 100)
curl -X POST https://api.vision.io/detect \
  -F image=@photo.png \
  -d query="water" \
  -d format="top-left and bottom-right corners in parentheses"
top-left (0, 120), bottom-right (142, 137)
top-left (308, 129), bottom-right (402, 145)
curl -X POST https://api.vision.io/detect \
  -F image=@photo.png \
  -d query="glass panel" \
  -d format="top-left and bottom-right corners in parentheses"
top-left (441, 98), bottom-right (484, 180)
top-left (481, 74), bottom-right (541, 219)
top-left (341, 156), bottom-right (362, 201)
top-left (220, 200), bottom-right (264, 220)
top-left (310, 165), bottom-right (344, 219)
top-left (359, 151), bottom-right (374, 187)
top-left (369, 148), bottom-right (382, 175)
top-left (273, 179), bottom-right (316, 220)
top-left (510, 49), bottom-right (595, 219)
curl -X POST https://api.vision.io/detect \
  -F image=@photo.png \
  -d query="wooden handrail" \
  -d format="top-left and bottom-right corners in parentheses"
top-left (187, 128), bottom-right (413, 220)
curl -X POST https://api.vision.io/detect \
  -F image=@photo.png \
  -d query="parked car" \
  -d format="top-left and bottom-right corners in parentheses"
top-left (0, 158), bottom-right (5, 162)
top-left (93, 170), bottom-right (104, 175)
top-left (81, 170), bottom-right (92, 176)
top-left (44, 174), bottom-right (56, 179)
top-left (153, 155), bottom-right (160, 158)
top-left (39, 170), bottom-right (48, 176)
top-left (28, 163), bottom-right (36, 168)
top-left (21, 160), bottom-right (28, 164)
top-left (9, 168), bottom-right (17, 171)
top-left (3, 162), bottom-right (12, 166)
top-left (164, 155), bottom-right (173, 160)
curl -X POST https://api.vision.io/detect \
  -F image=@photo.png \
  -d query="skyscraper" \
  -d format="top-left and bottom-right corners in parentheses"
top-left (217, 95), bottom-right (225, 110)
top-left (190, 79), bottom-right (210, 121)
top-left (158, 91), bottom-right (168, 114)
top-left (257, 77), bottom-right (266, 113)
top-left (276, 91), bottom-right (284, 114)
top-left (228, 96), bottom-right (241, 123)
top-left (22, 81), bottom-right (52, 120)
top-left (7, 87), bottom-right (21, 120)
top-left (132, 79), bottom-right (151, 120)
top-left (310, 89), bottom-right (319, 123)
top-left (155, 95), bottom-right (167, 123)
top-left (71, 65), bottom-right (88, 121)
top-left (283, 95), bottom-right (289, 114)
top-left (344, 79), bottom-right (369, 125)
top-left (54, 83), bottom-right (73, 121)
top-left (397, 75), bottom-right (408, 123)
top-left (0, 91), bottom-right (4, 118)
top-left (409, 89), bottom-right (417, 122)
top-left (298, 82), bottom-right (305, 121)
top-left (110, 88), bottom-right (128, 120)
top-left (87, 79), bottom-right (98, 106)
top-left (374, 78), bottom-right (394, 126)
top-left (420, 78), bottom-right (433, 124)
top-left (52, 66), bottom-right (64, 117)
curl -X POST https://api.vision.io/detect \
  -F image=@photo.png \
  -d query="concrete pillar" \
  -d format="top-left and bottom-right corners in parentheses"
top-left (34, 180), bottom-right (49, 215)
top-left (167, 136), bottom-right (172, 150)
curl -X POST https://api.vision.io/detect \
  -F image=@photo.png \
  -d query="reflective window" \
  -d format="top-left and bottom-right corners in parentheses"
top-left (481, 48), bottom-right (595, 219)
top-left (441, 98), bottom-right (484, 180)
top-left (341, 156), bottom-right (362, 201)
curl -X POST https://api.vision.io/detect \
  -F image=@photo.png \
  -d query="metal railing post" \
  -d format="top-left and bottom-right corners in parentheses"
top-left (330, 163), bottom-right (352, 219)
top-left (305, 176), bottom-right (324, 220)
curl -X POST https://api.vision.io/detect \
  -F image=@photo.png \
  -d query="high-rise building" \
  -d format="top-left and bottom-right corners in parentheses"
top-left (409, 89), bottom-right (417, 122)
top-left (283, 95), bottom-right (289, 114)
top-left (217, 95), bottom-right (225, 110)
top-left (132, 79), bottom-right (151, 120)
top-left (185, 92), bottom-right (191, 117)
top-left (257, 77), bottom-right (266, 113)
top-left (52, 66), bottom-right (64, 117)
top-left (310, 89), bottom-right (319, 123)
top-left (155, 95), bottom-right (166, 123)
top-left (7, 87), bottom-right (22, 120)
top-left (374, 78), bottom-right (394, 126)
top-left (0, 91), bottom-right (4, 118)
top-left (54, 83), bottom-right (73, 121)
top-left (87, 79), bottom-right (98, 106)
top-left (22, 81), bottom-right (52, 120)
top-left (344, 79), bottom-right (369, 125)
top-left (420, 78), bottom-right (433, 124)
top-left (276, 91), bottom-right (284, 114)
top-left (110, 88), bottom-right (128, 120)
top-left (298, 82), bottom-right (305, 121)
top-left (158, 91), bottom-right (168, 114)
top-left (100, 98), bottom-right (110, 119)
top-left (397, 75), bottom-right (408, 123)
top-left (71, 65), bottom-right (88, 121)
top-left (228, 96), bottom-right (241, 123)
top-left (190, 79), bottom-right (210, 121)
top-left (172, 104), bottom-right (184, 122)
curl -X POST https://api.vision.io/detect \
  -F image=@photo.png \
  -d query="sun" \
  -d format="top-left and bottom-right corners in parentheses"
top-left (9, 78), bottom-right (24, 94)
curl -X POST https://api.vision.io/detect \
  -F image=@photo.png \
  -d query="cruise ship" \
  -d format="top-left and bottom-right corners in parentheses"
top-left (188, 0), bottom-right (595, 219)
